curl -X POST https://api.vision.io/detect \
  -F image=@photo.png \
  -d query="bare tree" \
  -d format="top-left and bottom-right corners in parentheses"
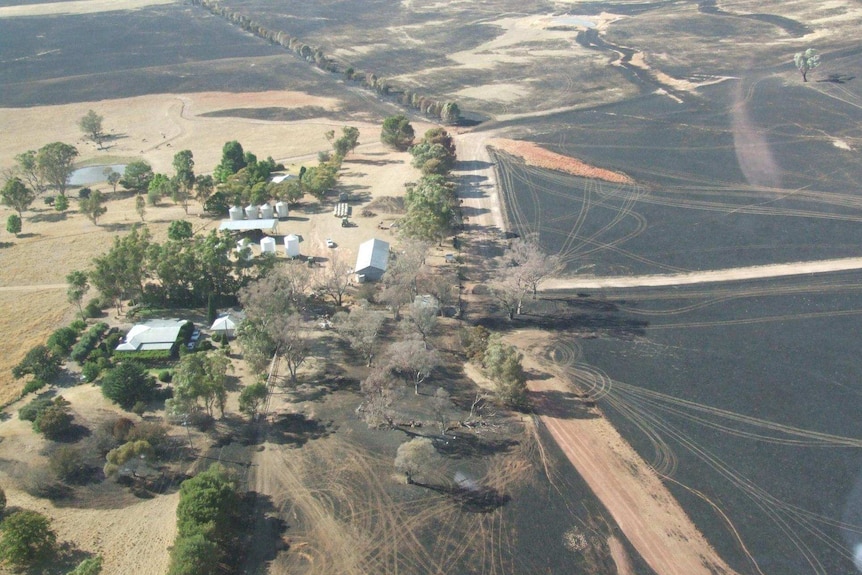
top-left (404, 300), bottom-right (439, 342)
top-left (315, 250), bottom-right (353, 306)
top-left (421, 272), bottom-right (456, 314)
top-left (505, 238), bottom-right (561, 297)
top-left (388, 337), bottom-right (439, 394)
top-left (379, 240), bottom-right (428, 318)
top-left (359, 366), bottom-right (401, 428)
top-left (333, 306), bottom-right (387, 366)
top-left (271, 314), bottom-right (311, 383)
top-left (239, 265), bottom-right (310, 332)
top-left (432, 387), bottom-right (452, 434)
top-left (394, 437), bottom-right (441, 485)
top-left (489, 272), bottom-right (524, 320)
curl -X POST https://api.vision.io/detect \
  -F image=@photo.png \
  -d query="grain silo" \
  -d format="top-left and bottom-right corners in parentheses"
top-left (284, 234), bottom-right (300, 258)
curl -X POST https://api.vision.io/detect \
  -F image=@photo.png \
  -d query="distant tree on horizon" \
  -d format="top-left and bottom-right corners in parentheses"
top-left (794, 48), bottom-right (820, 82)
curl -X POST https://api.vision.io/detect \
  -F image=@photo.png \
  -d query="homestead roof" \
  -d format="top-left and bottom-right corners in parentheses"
top-left (116, 318), bottom-right (188, 352)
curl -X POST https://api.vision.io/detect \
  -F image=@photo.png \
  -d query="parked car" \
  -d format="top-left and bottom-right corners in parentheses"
top-left (326, 238), bottom-right (336, 248)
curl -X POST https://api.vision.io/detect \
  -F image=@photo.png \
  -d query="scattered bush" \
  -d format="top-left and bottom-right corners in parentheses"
top-left (18, 397), bottom-right (54, 422)
top-left (33, 399), bottom-right (74, 440)
top-left (131, 401), bottom-right (147, 416)
top-left (21, 380), bottom-right (47, 396)
top-left (0, 510), bottom-right (57, 569)
top-left (70, 323), bottom-right (109, 363)
top-left (67, 555), bottom-right (103, 575)
top-left (127, 421), bottom-right (169, 451)
top-left (158, 369), bottom-right (173, 383)
top-left (46, 326), bottom-right (79, 357)
top-left (81, 361), bottom-right (102, 383)
top-left (112, 417), bottom-right (135, 442)
top-left (83, 300), bottom-right (103, 319)
top-left (0, 486), bottom-right (5, 518)
top-left (104, 440), bottom-right (154, 476)
top-left (48, 446), bottom-right (88, 483)
top-left (70, 319), bottom-right (87, 332)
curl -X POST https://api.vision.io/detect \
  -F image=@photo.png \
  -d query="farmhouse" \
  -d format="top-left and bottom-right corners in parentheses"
top-left (354, 238), bottom-right (390, 281)
top-left (116, 318), bottom-right (189, 352)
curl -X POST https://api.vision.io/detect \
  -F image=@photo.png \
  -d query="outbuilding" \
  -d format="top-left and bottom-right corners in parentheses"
top-left (354, 238), bottom-right (390, 281)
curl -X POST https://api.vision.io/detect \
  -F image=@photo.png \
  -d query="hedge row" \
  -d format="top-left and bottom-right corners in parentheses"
top-left (70, 322), bottom-right (109, 363)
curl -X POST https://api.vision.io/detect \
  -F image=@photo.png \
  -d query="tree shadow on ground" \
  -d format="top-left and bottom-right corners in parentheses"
top-left (29, 211), bottom-right (66, 223)
top-left (529, 389), bottom-right (599, 420)
top-left (414, 481), bottom-right (511, 513)
top-left (54, 423), bottom-right (91, 443)
top-left (16, 542), bottom-right (95, 575)
top-left (0, 241), bottom-right (14, 249)
top-left (455, 160), bottom-right (494, 171)
top-left (101, 222), bottom-right (136, 233)
top-left (264, 413), bottom-right (332, 447)
top-left (817, 74), bottom-right (855, 84)
top-left (238, 491), bottom-right (288, 573)
top-left (433, 431), bottom-right (519, 459)
top-left (347, 157), bottom-right (401, 166)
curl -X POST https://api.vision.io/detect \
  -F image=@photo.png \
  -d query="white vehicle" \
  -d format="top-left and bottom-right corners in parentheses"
top-left (326, 238), bottom-right (336, 248)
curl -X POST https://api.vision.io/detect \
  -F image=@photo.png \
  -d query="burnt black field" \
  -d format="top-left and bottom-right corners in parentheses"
top-left (4, 0), bottom-right (862, 573)
top-left (495, 42), bottom-right (862, 574)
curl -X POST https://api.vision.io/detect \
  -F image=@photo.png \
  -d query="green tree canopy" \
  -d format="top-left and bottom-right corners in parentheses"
top-left (483, 335), bottom-right (527, 409)
top-left (101, 361), bottom-right (158, 410)
top-left (78, 189), bottom-right (107, 225)
top-left (794, 48), bottom-right (820, 82)
top-left (6, 214), bottom-right (21, 236)
top-left (36, 142), bottom-right (78, 197)
top-left (1, 177), bottom-right (36, 217)
top-left (333, 126), bottom-right (360, 158)
top-left (238, 382), bottom-right (268, 421)
top-left (14, 150), bottom-right (47, 196)
top-left (89, 225), bottom-right (151, 312)
top-left (400, 174), bottom-right (459, 244)
top-left (381, 115), bottom-right (414, 151)
top-left (120, 160), bottom-right (154, 193)
top-left (12, 344), bottom-right (61, 385)
top-left (168, 220), bottom-right (194, 241)
top-left (214, 141), bottom-right (247, 183)
top-left (0, 510), bottom-right (57, 569)
top-left (78, 110), bottom-right (104, 148)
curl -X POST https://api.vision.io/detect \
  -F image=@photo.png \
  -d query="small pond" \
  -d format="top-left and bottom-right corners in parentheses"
top-left (68, 164), bottom-right (126, 186)
top-left (550, 15), bottom-right (596, 28)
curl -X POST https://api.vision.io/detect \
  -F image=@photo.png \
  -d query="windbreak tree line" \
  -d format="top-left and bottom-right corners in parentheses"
top-left (189, 0), bottom-right (461, 124)
top-left (86, 224), bottom-right (273, 312)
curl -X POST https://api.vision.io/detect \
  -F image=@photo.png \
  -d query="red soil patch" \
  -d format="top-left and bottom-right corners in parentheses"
top-left (490, 138), bottom-right (635, 184)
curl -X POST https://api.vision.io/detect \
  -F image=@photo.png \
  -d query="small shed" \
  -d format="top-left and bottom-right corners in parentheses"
top-left (275, 201), bottom-right (289, 219)
top-left (260, 203), bottom-right (274, 219)
top-left (260, 236), bottom-right (276, 254)
top-left (355, 238), bottom-right (390, 281)
top-left (211, 313), bottom-right (242, 338)
top-left (285, 234), bottom-right (300, 258)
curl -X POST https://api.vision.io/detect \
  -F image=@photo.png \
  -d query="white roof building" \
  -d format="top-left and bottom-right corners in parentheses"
top-left (116, 319), bottom-right (188, 352)
top-left (354, 238), bottom-right (390, 281)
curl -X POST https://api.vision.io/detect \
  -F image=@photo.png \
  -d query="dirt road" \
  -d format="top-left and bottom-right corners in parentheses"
top-left (542, 257), bottom-right (862, 290)
top-left (455, 130), bottom-right (740, 575)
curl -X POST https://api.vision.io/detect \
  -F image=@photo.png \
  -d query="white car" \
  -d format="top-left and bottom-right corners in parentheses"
top-left (325, 238), bottom-right (336, 248)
